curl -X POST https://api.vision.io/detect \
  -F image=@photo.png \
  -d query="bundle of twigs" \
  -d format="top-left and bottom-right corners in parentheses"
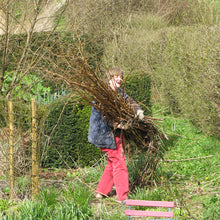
top-left (47, 54), bottom-right (164, 149)
top-left (45, 42), bottom-right (166, 187)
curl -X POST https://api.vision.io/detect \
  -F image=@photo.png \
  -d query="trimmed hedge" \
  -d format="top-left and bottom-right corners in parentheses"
top-left (125, 73), bottom-right (152, 115)
top-left (42, 99), bottom-right (102, 168)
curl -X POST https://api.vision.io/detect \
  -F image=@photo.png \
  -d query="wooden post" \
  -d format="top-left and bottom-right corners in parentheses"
top-left (8, 100), bottom-right (15, 200)
top-left (31, 99), bottom-right (39, 198)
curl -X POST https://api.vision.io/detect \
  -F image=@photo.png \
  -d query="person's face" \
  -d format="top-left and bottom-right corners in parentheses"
top-left (109, 74), bottom-right (123, 90)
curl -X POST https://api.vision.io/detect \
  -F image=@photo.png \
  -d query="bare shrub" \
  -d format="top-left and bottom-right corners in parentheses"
top-left (148, 25), bottom-right (220, 137)
top-left (0, 127), bottom-right (31, 178)
top-left (151, 0), bottom-right (219, 26)
top-left (101, 9), bottom-right (219, 137)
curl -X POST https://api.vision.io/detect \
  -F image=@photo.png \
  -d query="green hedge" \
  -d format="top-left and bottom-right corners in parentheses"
top-left (125, 73), bottom-right (152, 115)
top-left (42, 99), bottom-right (102, 168)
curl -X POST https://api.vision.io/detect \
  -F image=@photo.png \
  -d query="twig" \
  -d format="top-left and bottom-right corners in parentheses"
top-left (164, 155), bottom-right (214, 162)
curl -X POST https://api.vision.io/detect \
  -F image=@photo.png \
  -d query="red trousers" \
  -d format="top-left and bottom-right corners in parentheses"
top-left (96, 135), bottom-right (129, 201)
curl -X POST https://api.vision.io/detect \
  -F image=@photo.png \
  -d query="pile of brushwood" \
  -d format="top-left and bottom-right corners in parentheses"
top-left (44, 42), bottom-right (166, 187)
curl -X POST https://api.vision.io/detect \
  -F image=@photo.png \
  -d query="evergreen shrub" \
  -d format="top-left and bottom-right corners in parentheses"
top-left (42, 99), bottom-right (102, 168)
top-left (125, 73), bottom-right (152, 115)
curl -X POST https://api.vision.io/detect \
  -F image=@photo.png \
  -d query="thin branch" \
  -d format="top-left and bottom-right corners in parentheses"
top-left (0, 1), bottom-right (9, 94)
top-left (164, 155), bottom-right (214, 162)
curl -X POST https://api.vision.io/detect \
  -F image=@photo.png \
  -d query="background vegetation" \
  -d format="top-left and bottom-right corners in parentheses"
top-left (0, 0), bottom-right (219, 219)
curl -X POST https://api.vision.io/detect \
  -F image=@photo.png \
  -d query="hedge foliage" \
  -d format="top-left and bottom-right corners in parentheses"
top-left (0, 30), bottom-right (103, 100)
top-left (102, 10), bottom-right (219, 138)
top-left (42, 99), bottom-right (102, 168)
top-left (124, 73), bottom-right (152, 115)
top-left (147, 25), bottom-right (220, 137)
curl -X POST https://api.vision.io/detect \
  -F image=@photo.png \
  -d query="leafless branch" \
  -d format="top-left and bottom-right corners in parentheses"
top-left (164, 155), bottom-right (214, 162)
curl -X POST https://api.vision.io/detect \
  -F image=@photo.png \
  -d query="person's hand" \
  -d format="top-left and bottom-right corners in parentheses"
top-left (113, 122), bottom-right (129, 130)
top-left (117, 123), bottom-right (125, 129)
top-left (113, 122), bottom-right (125, 129)
top-left (137, 110), bottom-right (144, 120)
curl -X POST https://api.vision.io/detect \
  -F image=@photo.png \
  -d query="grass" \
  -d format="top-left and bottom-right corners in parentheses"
top-left (155, 116), bottom-right (220, 219)
top-left (160, 117), bottom-right (219, 180)
top-left (0, 115), bottom-right (219, 219)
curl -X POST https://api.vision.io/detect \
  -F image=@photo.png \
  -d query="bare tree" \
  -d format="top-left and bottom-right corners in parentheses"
top-left (0, 0), bottom-right (68, 199)
top-left (0, 0), bottom-right (67, 99)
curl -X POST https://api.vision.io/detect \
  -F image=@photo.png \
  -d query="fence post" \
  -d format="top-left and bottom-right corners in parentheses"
top-left (32, 99), bottom-right (39, 199)
top-left (8, 100), bottom-right (15, 200)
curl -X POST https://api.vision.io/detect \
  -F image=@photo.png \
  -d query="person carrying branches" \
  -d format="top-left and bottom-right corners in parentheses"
top-left (88, 68), bottom-right (144, 203)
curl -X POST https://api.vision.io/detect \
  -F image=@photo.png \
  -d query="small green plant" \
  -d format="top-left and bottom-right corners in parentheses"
top-left (15, 200), bottom-right (53, 219)
top-left (56, 182), bottom-right (93, 219)
top-left (3, 187), bottom-right (10, 194)
top-left (66, 170), bottom-right (81, 178)
top-left (3, 183), bottom-right (93, 219)
top-left (2, 71), bottom-right (51, 102)
top-left (55, 198), bottom-right (92, 220)
top-left (0, 199), bottom-right (16, 213)
top-left (37, 188), bottom-right (58, 209)
top-left (129, 186), bottom-right (149, 201)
